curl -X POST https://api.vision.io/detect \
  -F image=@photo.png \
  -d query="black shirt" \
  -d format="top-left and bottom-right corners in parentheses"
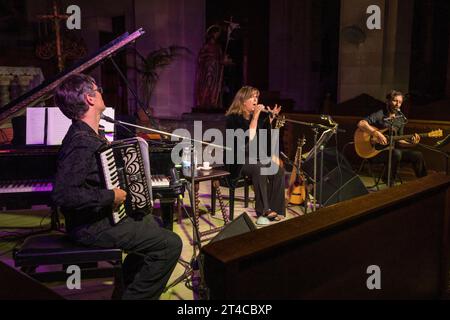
top-left (364, 109), bottom-right (405, 136)
top-left (225, 112), bottom-right (272, 181)
top-left (52, 120), bottom-right (114, 232)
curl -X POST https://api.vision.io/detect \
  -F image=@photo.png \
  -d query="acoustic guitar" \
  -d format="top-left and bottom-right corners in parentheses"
top-left (354, 127), bottom-right (442, 159)
top-left (287, 136), bottom-right (306, 205)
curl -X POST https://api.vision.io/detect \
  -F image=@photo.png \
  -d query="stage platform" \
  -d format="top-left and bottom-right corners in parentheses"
top-left (0, 169), bottom-right (420, 300)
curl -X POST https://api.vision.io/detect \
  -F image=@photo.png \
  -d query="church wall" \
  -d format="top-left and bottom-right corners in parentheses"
top-left (134, 0), bottom-right (205, 119)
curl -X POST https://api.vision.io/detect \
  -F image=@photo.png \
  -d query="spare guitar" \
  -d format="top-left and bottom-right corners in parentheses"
top-left (354, 127), bottom-right (443, 159)
top-left (287, 136), bottom-right (306, 205)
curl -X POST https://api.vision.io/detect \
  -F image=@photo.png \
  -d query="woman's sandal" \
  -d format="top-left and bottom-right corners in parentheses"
top-left (263, 211), bottom-right (281, 221)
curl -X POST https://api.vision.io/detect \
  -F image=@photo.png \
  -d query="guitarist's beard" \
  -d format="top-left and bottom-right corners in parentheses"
top-left (386, 104), bottom-right (398, 115)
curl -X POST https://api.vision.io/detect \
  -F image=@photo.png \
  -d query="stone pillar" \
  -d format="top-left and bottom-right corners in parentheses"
top-left (269, 0), bottom-right (317, 111)
top-left (17, 75), bottom-right (34, 96)
top-left (0, 75), bottom-right (14, 107)
top-left (338, 0), bottom-right (414, 102)
top-left (447, 24), bottom-right (450, 98)
top-left (134, 0), bottom-right (205, 119)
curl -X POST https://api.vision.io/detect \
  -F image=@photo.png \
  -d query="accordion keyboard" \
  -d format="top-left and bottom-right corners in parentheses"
top-left (99, 148), bottom-right (126, 224)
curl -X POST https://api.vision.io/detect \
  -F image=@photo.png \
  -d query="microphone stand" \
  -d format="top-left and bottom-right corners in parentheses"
top-left (384, 114), bottom-right (406, 187)
top-left (101, 115), bottom-right (229, 298)
top-left (386, 121), bottom-right (395, 188)
top-left (310, 124), bottom-right (338, 211)
top-left (102, 116), bottom-right (227, 150)
top-left (312, 127), bottom-right (319, 212)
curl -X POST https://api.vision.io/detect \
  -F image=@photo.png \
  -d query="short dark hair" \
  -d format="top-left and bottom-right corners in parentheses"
top-left (54, 74), bottom-right (96, 120)
top-left (385, 90), bottom-right (404, 101)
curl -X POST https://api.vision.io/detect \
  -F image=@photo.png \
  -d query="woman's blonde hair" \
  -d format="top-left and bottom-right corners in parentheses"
top-left (225, 86), bottom-right (260, 116)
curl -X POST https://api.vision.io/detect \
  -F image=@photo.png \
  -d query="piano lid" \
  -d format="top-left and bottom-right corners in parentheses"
top-left (0, 28), bottom-right (145, 124)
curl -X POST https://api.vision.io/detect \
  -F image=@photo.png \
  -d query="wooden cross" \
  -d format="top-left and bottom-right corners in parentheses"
top-left (37, 0), bottom-right (69, 72)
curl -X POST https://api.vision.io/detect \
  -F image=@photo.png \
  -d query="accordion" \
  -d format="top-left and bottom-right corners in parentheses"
top-left (98, 137), bottom-right (153, 224)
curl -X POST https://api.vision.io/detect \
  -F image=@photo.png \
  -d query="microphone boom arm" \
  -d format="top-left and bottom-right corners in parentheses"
top-left (101, 115), bottom-right (230, 150)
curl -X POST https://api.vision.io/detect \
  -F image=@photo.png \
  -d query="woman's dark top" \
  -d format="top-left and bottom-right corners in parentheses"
top-left (225, 112), bottom-right (272, 183)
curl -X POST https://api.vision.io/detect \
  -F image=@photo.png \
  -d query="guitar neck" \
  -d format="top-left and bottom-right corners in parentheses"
top-left (392, 132), bottom-right (428, 141)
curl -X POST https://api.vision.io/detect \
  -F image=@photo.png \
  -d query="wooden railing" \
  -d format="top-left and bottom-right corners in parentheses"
top-left (202, 173), bottom-right (450, 299)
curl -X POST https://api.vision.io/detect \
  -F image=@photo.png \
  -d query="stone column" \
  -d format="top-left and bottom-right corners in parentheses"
top-left (447, 24), bottom-right (450, 98)
top-left (134, 0), bottom-right (205, 119)
top-left (0, 75), bottom-right (14, 107)
top-left (17, 75), bottom-right (34, 96)
top-left (338, 0), bottom-right (414, 102)
top-left (269, 0), bottom-right (317, 111)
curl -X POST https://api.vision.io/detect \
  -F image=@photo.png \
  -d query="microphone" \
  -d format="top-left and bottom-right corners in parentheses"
top-left (435, 134), bottom-right (450, 148)
top-left (320, 114), bottom-right (337, 125)
top-left (169, 167), bottom-right (182, 186)
top-left (395, 109), bottom-right (407, 119)
top-left (100, 114), bottom-right (117, 123)
top-left (100, 113), bottom-right (135, 138)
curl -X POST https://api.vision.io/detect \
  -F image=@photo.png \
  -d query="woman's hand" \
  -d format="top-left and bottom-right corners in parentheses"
top-left (267, 104), bottom-right (282, 123)
top-left (253, 104), bottom-right (265, 118)
top-left (268, 104), bottom-right (282, 116)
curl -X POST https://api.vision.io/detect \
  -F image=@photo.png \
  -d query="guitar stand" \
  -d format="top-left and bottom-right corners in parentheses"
top-left (285, 156), bottom-right (314, 216)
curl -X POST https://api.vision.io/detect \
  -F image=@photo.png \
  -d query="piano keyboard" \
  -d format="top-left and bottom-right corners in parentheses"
top-left (99, 148), bottom-right (126, 224)
top-left (0, 180), bottom-right (53, 194)
top-left (151, 175), bottom-right (170, 188)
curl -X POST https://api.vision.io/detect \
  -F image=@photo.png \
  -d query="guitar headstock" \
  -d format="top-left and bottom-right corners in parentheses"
top-left (428, 129), bottom-right (443, 138)
top-left (275, 115), bottom-right (286, 129)
top-left (297, 135), bottom-right (306, 148)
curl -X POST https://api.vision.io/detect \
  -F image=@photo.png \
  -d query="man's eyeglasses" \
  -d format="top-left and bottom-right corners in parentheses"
top-left (93, 86), bottom-right (103, 94)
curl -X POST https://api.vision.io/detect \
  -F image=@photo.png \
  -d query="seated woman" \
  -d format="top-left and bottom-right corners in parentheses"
top-left (225, 86), bottom-right (285, 222)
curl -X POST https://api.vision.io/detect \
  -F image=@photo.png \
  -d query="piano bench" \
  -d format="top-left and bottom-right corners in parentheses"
top-left (13, 231), bottom-right (124, 299)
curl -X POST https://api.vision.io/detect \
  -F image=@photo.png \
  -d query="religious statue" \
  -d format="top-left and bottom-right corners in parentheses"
top-left (195, 20), bottom-right (238, 110)
top-left (194, 25), bottom-right (224, 109)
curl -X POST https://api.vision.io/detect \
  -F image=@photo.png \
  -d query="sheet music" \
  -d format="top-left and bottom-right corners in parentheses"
top-left (100, 107), bottom-right (115, 141)
top-left (26, 107), bottom-right (46, 145)
top-left (304, 128), bottom-right (335, 163)
top-left (46, 107), bottom-right (71, 145)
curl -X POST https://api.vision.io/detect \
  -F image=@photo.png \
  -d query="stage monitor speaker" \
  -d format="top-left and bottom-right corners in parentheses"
top-left (209, 212), bottom-right (257, 244)
top-left (302, 147), bottom-right (368, 206)
top-left (199, 212), bottom-right (257, 296)
top-left (0, 261), bottom-right (64, 300)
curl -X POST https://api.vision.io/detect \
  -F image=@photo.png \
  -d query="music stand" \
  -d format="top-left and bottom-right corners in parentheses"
top-left (304, 127), bottom-right (336, 211)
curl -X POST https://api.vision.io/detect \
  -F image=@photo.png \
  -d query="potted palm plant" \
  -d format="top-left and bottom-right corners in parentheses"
top-left (134, 45), bottom-right (191, 116)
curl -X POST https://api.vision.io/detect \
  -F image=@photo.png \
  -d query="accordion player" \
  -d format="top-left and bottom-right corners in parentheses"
top-left (98, 137), bottom-right (153, 224)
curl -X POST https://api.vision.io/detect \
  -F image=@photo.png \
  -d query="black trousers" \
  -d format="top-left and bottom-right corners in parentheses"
top-left (70, 215), bottom-right (182, 300)
top-left (241, 162), bottom-right (286, 216)
top-left (371, 148), bottom-right (427, 179)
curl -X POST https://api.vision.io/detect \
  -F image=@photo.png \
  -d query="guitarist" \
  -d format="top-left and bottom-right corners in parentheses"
top-left (357, 90), bottom-right (427, 181)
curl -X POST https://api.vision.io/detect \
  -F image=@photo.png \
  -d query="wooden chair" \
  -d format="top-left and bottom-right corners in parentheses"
top-left (211, 175), bottom-right (252, 221)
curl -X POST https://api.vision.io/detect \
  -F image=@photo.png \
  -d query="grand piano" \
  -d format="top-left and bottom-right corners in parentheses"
top-left (0, 28), bottom-right (183, 230)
